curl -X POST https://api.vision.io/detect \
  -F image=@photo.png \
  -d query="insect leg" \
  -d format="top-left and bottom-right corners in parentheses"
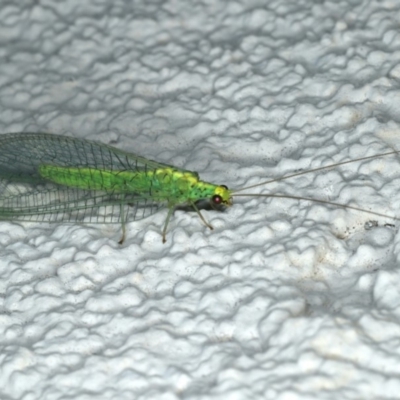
top-left (162, 206), bottom-right (175, 243)
top-left (118, 202), bottom-right (126, 245)
top-left (190, 201), bottom-right (213, 231)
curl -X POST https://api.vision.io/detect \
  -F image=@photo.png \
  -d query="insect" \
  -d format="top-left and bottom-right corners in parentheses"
top-left (0, 132), bottom-right (398, 243)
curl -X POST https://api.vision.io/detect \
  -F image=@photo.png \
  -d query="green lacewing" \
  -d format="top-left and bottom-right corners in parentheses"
top-left (0, 132), bottom-right (398, 243)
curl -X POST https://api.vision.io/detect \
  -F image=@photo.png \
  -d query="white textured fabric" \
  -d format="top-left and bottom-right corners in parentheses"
top-left (1, 1), bottom-right (400, 399)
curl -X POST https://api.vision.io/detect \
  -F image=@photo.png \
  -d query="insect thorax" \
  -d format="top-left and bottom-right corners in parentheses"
top-left (151, 168), bottom-right (220, 204)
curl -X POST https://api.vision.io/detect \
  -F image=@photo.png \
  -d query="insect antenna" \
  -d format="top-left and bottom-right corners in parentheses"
top-left (232, 150), bottom-right (400, 193)
top-left (231, 149), bottom-right (400, 222)
top-left (232, 193), bottom-right (400, 222)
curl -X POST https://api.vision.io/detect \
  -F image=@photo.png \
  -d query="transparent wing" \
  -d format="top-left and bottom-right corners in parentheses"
top-left (0, 133), bottom-right (169, 223)
top-left (0, 185), bottom-right (166, 224)
top-left (0, 132), bottom-right (170, 178)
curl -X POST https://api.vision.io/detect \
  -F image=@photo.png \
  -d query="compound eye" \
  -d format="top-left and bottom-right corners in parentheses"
top-left (212, 194), bottom-right (223, 205)
top-left (220, 185), bottom-right (228, 190)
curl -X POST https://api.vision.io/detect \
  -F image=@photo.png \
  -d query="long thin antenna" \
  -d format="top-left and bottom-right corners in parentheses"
top-left (232, 150), bottom-right (400, 193)
top-left (233, 193), bottom-right (400, 221)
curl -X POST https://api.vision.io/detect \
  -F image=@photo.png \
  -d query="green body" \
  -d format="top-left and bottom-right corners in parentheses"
top-left (38, 165), bottom-right (231, 206)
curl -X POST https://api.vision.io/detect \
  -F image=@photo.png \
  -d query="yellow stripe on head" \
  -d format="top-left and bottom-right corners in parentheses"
top-left (214, 185), bottom-right (232, 206)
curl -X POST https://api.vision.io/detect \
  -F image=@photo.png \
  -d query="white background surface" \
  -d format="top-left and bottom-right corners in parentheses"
top-left (2, 1), bottom-right (400, 399)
